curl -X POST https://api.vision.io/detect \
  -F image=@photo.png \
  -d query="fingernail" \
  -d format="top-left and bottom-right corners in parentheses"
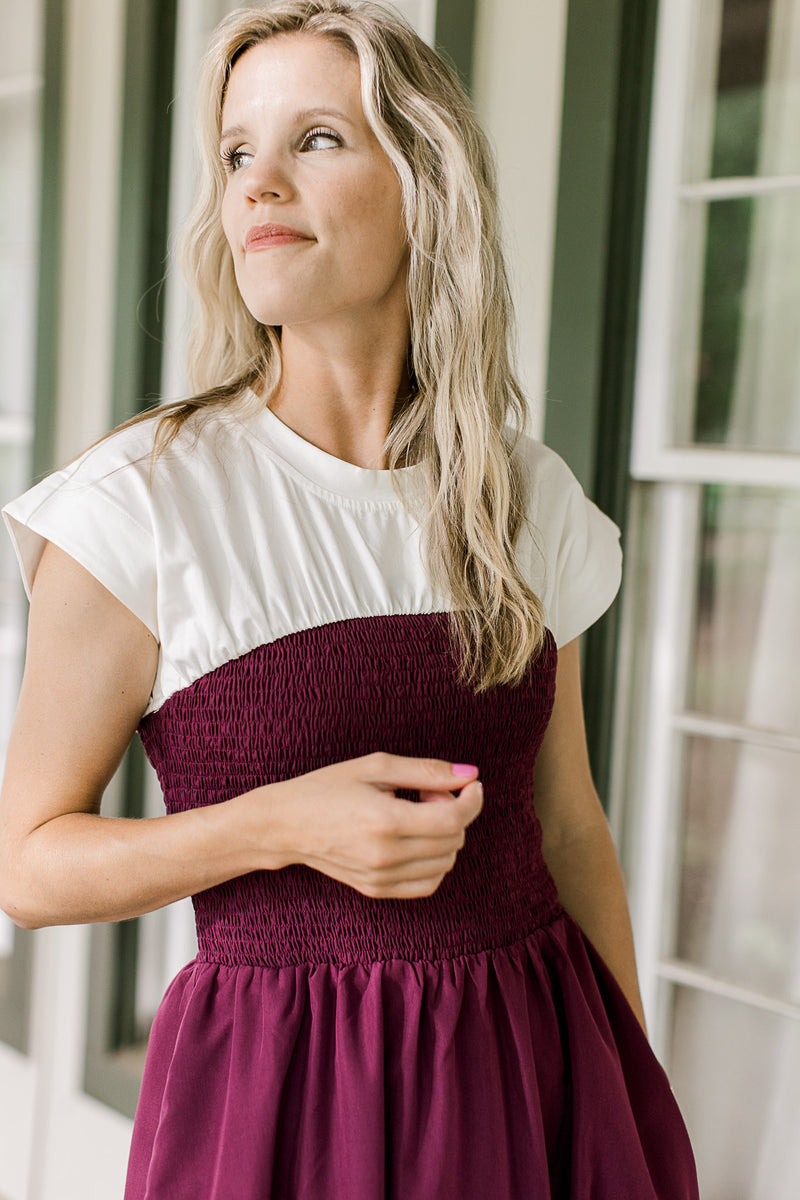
top-left (452, 763), bottom-right (478, 776)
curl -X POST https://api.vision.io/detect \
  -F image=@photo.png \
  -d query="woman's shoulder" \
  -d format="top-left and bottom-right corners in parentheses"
top-left (509, 427), bottom-right (591, 520)
top-left (510, 425), bottom-right (577, 477)
top-left (508, 426), bottom-right (623, 647)
top-left (66, 405), bottom-right (216, 478)
top-left (510, 426), bottom-right (621, 546)
top-left (27, 402), bottom-right (243, 497)
top-left (3, 403), bottom-right (229, 542)
top-left (0, 402), bottom-right (245, 647)
top-left (3, 415), bottom-right (157, 531)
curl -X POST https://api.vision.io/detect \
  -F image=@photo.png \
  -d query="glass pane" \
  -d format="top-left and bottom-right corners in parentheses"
top-left (689, 486), bottom-right (800, 735)
top-left (672, 192), bottom-right (800, 450)
top-left (676, 735), bottom-right (800, 1002)
top-left (684, 0), bottom-right (800, 181)
top-left (669, 985), bottom-right (800, 1200)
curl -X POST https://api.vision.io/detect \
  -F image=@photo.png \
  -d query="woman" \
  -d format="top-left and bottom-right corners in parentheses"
top-left (0, 2), bottom-right (699, 1196)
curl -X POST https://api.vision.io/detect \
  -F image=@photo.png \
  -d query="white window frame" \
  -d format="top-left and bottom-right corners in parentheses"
top-left (621, 0), bottom-right (800, 1060)
top-left (630, 0), bottom-right (800, 490)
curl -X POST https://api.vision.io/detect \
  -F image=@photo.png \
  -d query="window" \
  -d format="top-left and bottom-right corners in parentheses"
top-left (616, 1), bottom-right (800, 1192)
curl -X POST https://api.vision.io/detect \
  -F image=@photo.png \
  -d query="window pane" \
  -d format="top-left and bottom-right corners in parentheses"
top-left (676, 735), bottom-right (800, 1002)
top-left (672, 192), bottom-right (800, 450)
top-left (688, 485), bottom-right (800, 735)
top-left (669, 985), bottom-right (800, 1200)
top-left (684, 0), bottom-right (800, 181)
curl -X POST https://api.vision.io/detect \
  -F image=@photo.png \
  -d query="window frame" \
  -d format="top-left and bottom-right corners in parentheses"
top-left (630, 0), bottom-right (800, 489)
top-left (614, 0), bottom-right (800, 1058)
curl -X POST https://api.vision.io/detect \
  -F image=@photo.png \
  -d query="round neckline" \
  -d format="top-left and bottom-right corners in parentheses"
top-left (246, 398), bottom-right (424, 502)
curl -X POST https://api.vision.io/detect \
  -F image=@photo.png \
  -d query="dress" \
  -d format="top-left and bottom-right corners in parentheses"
top-left (2, 396), bottom-right (699, 1199)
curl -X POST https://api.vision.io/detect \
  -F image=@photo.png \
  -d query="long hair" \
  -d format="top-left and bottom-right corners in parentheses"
top-left (124, 0), bottom-right (548, 691)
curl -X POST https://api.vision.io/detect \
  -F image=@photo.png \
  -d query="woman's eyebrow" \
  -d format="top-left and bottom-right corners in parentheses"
top-left (220, 108), bottom-right (355, 143)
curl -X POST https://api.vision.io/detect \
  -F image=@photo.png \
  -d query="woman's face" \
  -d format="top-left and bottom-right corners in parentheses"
top-left (219, 33), bottom-right (410, 331)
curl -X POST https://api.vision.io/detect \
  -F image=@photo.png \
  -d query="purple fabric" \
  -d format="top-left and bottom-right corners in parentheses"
top-left (124, 612), bottom-right (699, 1198)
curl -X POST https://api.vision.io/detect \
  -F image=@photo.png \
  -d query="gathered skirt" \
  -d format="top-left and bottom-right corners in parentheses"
top-left (123, 909), bottom-right (699, 1199)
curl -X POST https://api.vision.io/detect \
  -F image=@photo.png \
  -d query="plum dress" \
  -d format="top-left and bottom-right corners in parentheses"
top-left (2, 398), bottom-right (699, 1199)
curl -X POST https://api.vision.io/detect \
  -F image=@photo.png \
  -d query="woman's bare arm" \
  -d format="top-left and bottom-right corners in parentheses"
top-left (533, 637), bottom-right (647, 1034)
top-left (0, 542), bottom-right (485, 927)
top-left (0, 541), bottom-right (273, 928)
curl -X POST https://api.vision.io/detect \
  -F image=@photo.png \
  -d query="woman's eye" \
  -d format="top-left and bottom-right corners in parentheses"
top-left (221, 146), bottom-right (250, 173)
top-left (220, 127), bottom-right (340, 173)
top-left (301, 127), bottom-right (341, 151)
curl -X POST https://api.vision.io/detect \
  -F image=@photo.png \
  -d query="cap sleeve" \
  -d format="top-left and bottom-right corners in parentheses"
top-left (2, 425), bottom-right (159, 641)
top-left (548, 473), bottom-right (622, 647)
top-left (516, 435), bottom-right (622, 647)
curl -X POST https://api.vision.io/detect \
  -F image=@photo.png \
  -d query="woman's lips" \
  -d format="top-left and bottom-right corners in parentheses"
top-left (247, 233), bottom-right (311, 249)
top-left (245, 223), bottom-right (312, 250)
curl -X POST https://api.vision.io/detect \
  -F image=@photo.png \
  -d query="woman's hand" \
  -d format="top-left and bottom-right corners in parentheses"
top-left (244, 754), bottom-right (484, 900)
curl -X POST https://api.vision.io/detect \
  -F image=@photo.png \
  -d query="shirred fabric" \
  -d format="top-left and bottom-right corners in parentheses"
top-left (1, 401), bottom-right (698, 1198)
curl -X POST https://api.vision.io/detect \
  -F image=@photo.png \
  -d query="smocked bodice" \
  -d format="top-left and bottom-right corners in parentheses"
top-left (137, 613), bottom-right (561, 967)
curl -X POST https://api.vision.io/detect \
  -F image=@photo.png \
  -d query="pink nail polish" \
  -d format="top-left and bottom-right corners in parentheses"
top-left (452, 763), bottom-right (478, 776)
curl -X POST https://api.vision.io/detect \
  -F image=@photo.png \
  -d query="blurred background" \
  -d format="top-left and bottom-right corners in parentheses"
top-left (0, 0), bottom-right (798, 1196)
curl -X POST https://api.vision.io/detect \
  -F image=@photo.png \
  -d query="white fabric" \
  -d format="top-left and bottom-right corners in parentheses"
top-left (2, 398), bottom-right (622, 716)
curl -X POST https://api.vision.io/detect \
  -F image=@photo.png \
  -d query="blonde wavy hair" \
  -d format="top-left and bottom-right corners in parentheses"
top-left (129, 0), bottom-right (548, 691)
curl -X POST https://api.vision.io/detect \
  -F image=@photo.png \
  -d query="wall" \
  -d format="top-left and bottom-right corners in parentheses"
top-left (472, 0), bottom-right (570, 438)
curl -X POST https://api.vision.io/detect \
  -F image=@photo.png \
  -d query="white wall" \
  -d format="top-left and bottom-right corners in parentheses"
top-left (472, 0), bottom-right (569, 438)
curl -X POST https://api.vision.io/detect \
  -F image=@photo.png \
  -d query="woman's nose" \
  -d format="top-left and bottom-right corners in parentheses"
top-left (242, 151), bottom-right (293, 203)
